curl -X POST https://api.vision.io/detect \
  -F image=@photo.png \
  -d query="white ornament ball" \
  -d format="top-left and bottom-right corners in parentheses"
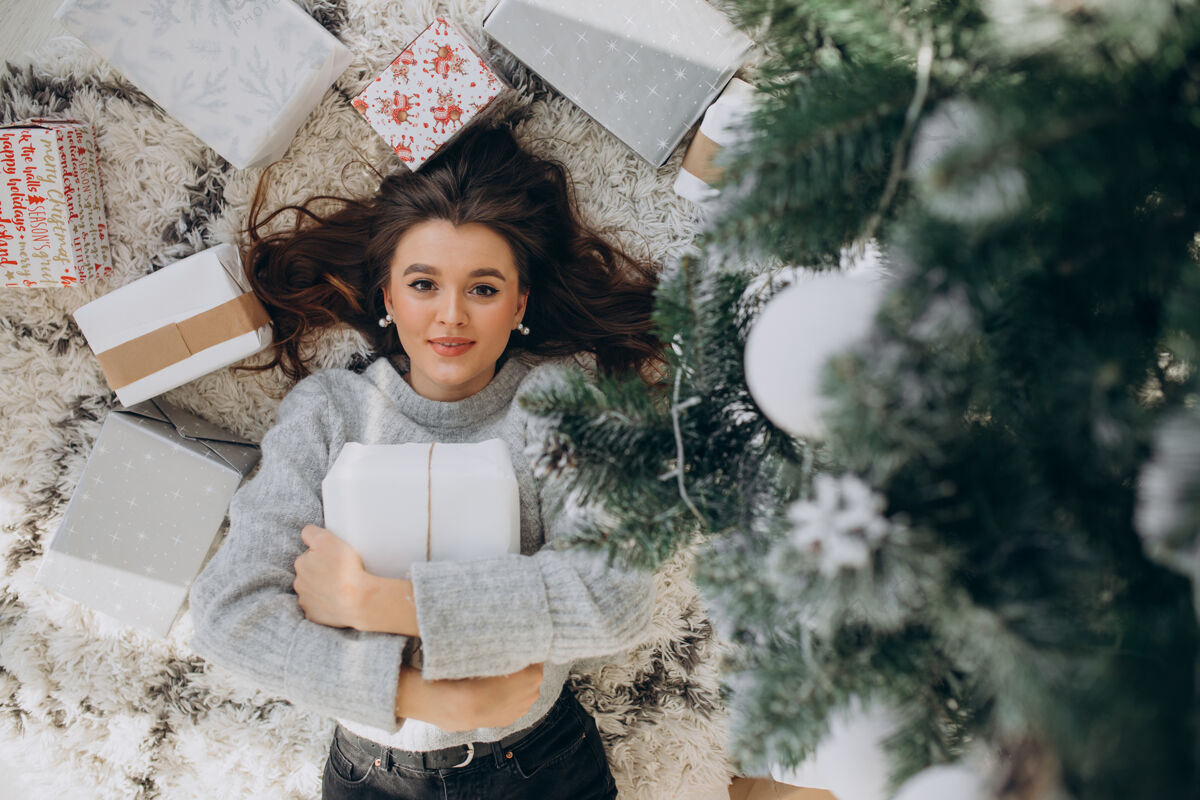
top-left (767, 698), bottom-right (902, 800)
top-left (891, 762), bottom-right (990, 800)
top-left (745, 264), bottom-right (890, 437)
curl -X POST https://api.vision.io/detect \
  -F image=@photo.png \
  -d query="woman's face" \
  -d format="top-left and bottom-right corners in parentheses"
top-left (382, 219), bottom-right (528, 402)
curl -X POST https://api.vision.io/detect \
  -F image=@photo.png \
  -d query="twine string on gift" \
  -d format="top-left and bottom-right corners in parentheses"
top-left (426, 442), bottom-right (435, 562)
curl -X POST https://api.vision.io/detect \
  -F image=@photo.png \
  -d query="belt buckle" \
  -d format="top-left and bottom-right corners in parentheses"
top-left (450, 742), bottom-right (474, 768)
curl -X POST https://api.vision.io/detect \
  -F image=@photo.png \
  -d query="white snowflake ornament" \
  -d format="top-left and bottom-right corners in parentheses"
top-left (786, 474), bottom-right (893, 577)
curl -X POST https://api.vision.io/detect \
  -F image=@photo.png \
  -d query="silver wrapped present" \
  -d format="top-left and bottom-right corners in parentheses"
top-left (36, 399), bottom-right (260, 637)
top-left (483, 0), bottom-right (753, 166)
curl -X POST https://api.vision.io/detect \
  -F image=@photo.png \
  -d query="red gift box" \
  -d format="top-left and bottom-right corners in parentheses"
top-left (353, 18), bottom-right (508, 169)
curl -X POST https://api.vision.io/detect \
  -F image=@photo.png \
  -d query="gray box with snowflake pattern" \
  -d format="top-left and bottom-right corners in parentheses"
top-left (36, 399), bottom-right (259, 637)
top-left (483, 0), bottom-right (753, 166)
top-left (55, 0), bottom-right (352, 169)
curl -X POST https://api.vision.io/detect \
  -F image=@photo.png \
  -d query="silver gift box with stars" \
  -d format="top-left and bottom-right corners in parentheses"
top-left (483, 0), bottom-right (754, 167)
top-left (36, 399), bottom-right (260, 637)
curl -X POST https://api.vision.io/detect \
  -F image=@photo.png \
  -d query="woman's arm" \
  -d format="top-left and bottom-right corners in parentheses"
top-left (399, 366), bottom-right (656, 681)
top-left (405, 541), bottom-right (655, 681)
top-left (290, 524), bottom-right (419, 635)
top-left (187, 378), bottom-right (409, 732)
top-left (290, 474), bottom-right (656, 684)
top-left (287, 528), bottom-right (547, 729)
top-left (395, 662), bottom-right (545, 731)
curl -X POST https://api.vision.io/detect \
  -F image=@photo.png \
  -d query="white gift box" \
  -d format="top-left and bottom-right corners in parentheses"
top-left (36, 399), bottom-right (260, 637)
top-left (73, 243), bottom-right (273, 407)
top-left (674, 77), bottom-right (758, 204)
top-left (322, 439), bottom-right (521, 580)
top-left (483, 0), bottom-right (753, 166)
top-left (55, 0), bottom-right (353, 169)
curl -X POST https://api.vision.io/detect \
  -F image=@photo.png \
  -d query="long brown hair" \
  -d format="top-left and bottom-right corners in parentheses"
top-left (243, 124), bottom-right (662, 384)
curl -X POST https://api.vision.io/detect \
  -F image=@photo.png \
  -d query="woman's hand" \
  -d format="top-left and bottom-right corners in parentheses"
top-left (294, 525), bottom-right (421, 635)
top-left (293, 525), bottom-right (373, 630)
top-left (397, 662), bottom-right (545, 731)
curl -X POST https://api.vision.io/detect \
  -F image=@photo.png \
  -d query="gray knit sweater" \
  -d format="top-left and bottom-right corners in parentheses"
top-left (187, 353), bottom-right (656, 751)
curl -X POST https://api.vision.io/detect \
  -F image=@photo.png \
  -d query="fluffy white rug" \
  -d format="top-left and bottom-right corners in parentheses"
top-left (0, 1), bottom-right (734, 797)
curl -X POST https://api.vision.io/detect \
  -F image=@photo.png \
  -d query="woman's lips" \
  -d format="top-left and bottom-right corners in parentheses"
top-left (429, 338), bottom-right (474, 357)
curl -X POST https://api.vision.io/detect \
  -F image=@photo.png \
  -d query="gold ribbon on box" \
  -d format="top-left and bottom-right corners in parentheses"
top-left (95, 292), bottom-right (272, 390)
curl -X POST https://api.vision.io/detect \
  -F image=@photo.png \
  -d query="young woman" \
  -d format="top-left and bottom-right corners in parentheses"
top-left (187, 125), bottom-right (664, 800)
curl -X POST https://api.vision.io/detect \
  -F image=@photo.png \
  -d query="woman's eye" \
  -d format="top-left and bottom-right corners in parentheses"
top-left (471, 285), bottom-right (499, 297)
top-left (408, 279), bottom-right (435, 292)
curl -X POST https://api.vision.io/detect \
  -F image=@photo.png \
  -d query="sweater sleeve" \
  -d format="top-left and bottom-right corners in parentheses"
top-left (408, 367), bottom-right (657, 681)
top-left (187, 376), bottom-right (408, 731)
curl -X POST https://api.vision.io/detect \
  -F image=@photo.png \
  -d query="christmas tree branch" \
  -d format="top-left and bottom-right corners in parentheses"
top-left (670, 364), bottom-right (708, 527)
top-left (861, 28), bottom-right (933, 244)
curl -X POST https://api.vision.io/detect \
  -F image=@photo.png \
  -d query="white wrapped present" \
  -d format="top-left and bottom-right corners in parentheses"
top-left (322, 439), bottom-right (521, 580)
top-left (73, 243), bottom-right (273, 407)
top-left (674, 77), bottom-right (758, 204)
top-left (55, 0), bottom-right (353, 169)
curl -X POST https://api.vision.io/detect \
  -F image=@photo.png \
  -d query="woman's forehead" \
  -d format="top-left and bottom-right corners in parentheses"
top-left (390, 220), bottom-right (518, 277)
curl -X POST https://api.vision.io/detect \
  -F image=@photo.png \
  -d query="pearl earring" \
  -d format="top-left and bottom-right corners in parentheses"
top-left (378, 313), bottom-right (393, 328)
top-left (516, 323), bottom-right (530, 336)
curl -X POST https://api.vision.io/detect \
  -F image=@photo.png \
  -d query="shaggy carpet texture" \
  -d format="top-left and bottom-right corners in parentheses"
top-left (0, 1), bottom-right (736, 797)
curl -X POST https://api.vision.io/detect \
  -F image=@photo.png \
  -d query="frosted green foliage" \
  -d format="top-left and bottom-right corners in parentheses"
top-left (709, 62), bottom-right (910, 265)
top-left (909, 99), bottom-right (1028, 224)
top-left (518, 254), bottom-right (806, 572)
top-left (985, 0), bottom-right (1196, 65)
top-left (521, 0), bottom-right (1200, 797)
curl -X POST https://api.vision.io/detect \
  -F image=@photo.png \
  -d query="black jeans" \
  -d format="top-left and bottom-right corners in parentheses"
top-left (322, 685), bottom-right (618, 800)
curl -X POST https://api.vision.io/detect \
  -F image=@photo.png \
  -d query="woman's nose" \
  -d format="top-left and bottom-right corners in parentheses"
top-left (436, 293), bottom-right (467, 326)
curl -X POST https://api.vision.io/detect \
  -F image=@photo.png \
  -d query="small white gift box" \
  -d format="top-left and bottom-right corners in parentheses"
top-left (55, 0), bottom-right (353, 169)
top-left (322, 439), bottom-right (521, 580)
top-left (73, 243), bottom-right (273, 407)
top-left (674, 78), bottom-right (758, 204)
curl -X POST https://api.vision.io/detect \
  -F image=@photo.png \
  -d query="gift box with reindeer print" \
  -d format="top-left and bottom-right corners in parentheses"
top-left (353, 17), bottom-right (510, 170)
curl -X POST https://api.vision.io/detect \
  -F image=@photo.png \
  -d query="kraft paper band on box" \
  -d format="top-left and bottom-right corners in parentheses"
top-left (73, 243), bottom-right (273, 407)
top-left (728, 777), bottom-right (836, 800)
top-left (680, 131), bottom-right (723, 185)
top-left (95, 292), bottom-right (271, 389)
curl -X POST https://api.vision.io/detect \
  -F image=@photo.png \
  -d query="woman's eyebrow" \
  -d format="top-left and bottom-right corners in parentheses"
top-left (402, 263), bottom-right (438, 276)
top-left (401, 263), bottom-right (507, 280)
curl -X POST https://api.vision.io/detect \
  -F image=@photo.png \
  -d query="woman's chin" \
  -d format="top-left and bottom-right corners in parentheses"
top-left (410, 361), bottom-right (495, 401)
